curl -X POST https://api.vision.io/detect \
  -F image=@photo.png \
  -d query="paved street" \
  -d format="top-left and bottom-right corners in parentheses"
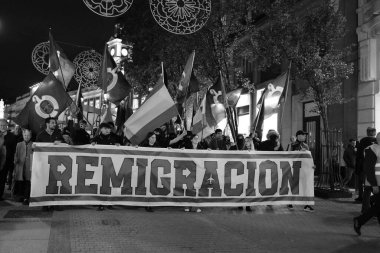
top-left (0, 189), bottom-right (379, 253)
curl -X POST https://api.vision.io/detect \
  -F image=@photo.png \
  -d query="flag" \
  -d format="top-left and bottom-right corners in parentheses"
top-left (98, 44), bottom-right (131, 105)
top-left (227, 88), bottom-right (242, 108)
top-left (75, 83), bottom-right (83, 121)
top-left (49, 31), bottom-right (75, 88)
top-left (14, 73), bottom-right (73, 135)
top-left (187, 71), bottom-right (200, 97)
top-left (252, 88), bottom-right (267, 134)
top-left (115, 99), bottom-right (133, 134)
top-left (260, 71), bottom-right (288, 120)
top-left (100, 103), bottom-right (113, 123)
top-left (205, 75), bottom-right (226, 126)
top-left (177, 50), bottom-right (195, 103)
top-left (191, 96), bottom-right (214, 138)
top-left (124, 74), bottom-right (179, 145)
top-left (279, 63), bottom-right (291, 124)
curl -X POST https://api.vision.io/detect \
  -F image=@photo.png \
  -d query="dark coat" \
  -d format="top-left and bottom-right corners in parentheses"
top-left (363, 147), bottom-right (378, 187)
top-left (356, 136), bottom-right (377, 174)
top-left (343, 144), bottom-right (356, 169)
top-left (72, 128), bottom-right (90, 145)
top-left (259, 140), bottom-right (284, 151)
top-left (91, 133), bottom-right (120, 145)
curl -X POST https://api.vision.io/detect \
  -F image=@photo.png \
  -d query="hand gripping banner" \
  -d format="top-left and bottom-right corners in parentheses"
top-left (30, 144), bottom-right (314, 207)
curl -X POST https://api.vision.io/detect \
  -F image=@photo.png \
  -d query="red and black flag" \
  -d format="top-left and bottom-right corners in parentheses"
top-left (49, 31), bottom-right (75, 88)
top-left (98, 44), bottom-right (131, 105)
top-left (15, 73), bottom-right (73, 135)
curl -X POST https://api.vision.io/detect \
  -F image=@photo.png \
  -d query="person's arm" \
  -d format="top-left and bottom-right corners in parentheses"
top-left (169, 131), bottom-right (187, 146)
top-left (0, 146), bottom-right (6, 171)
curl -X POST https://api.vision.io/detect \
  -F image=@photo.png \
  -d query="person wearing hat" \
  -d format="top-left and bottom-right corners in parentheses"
top-left (355, 127), bottom-right (377, 212)
top-left (91, 122), bottom-right (120, 211)
top-left (91, 122), bottom-right (120, 146)
top-left (258, 129), bottom-right (283, 151)
top-left (289, 130), bottom-right (315, 212)
top-left (72, 120), bottom-right (90, 145)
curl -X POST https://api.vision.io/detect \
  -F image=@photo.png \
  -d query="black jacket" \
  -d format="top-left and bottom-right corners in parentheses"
top-left (91, 133), bottom-right (120, 145)
top-left (363, 147), bottom-right (378, 187)
top-left (356, 136), bottom-right (377, 174)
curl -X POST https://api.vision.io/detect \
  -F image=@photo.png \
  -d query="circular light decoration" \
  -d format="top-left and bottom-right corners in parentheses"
top-left (31, 41), bottom-right (50, 75)
top-left (150, 0), bottom-right (211, 35)
top-left (73, 50), bottom-right (102, 88)
top-left (83, 0), bottom-right (133, 17)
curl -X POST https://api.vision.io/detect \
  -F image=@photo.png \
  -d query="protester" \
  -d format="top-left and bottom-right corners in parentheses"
top-left (258, 130), bottom-right (283, 151)
top-left (224, 135), bottom-right (232, 150)
top-left (289, 130), bottom-right (314, 212)
top-left (13, 125), bottom-right (23, 143)
top-left (0, 119), bottom-right (18, 196)
top-left (355, 127), bottom-right (377, 214)
top-left (140, 131), bottom-right (161, 212)
top-left (343, 139), bottom-right (356, 188)
top-left (286, 136), bottom-right (297, 151)
top-left (91, 122), bottom-right (120, 146)
top-left (243, 137), bottom-right (255, 151)
top-left (62, 127), bottom-right (73, 145)
top-left (249, 131), bottom-right (261, 150)
top-left (230, 134), bottom-right (245, 150)
top-left (183, 133), bottom-right (203, 213)
top-left (209, 129), bottom-right (227, 150)
top-left (72, 120), bottom-right (90, 145)
top-left (91, 122), bottom-right (119, 211)
top-left (353, 132), bottom-right (380, 236)
top-left (13, 129), bottom-right (33, 205)
top-left (35, 117), bottom-right (63, 211)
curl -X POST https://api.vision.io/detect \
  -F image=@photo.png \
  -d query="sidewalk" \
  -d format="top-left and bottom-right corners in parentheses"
top-left (0, 188), bottom-right (379, 253)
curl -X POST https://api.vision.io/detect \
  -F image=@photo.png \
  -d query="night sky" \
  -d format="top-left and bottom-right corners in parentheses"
top-left (0, 0), bottom-right (119, 103)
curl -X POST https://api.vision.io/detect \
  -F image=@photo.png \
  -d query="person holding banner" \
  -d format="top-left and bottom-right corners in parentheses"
top-left (91, 122), bottom-right (120, 146)
top-left (290, 130), bottom-right (315, 212)
top-left (35, 117), bottom-right (64, 211)
top-left (182, 133), bottom-right (204, 213)
top-left (258, 130), bottom-right (283, 151)
top-left (91, 122), bottom-right (119, 211)
top-left (13, 129), bottom-right (33, 205)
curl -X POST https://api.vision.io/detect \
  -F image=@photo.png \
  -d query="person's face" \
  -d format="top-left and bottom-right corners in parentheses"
top-left (15, 125), bottom-right (21, 133)
top-left (216, 132), bottom-right (223, 139)
top-left (160, 125), bottom-right (167, 132)
top-left (297, 134), bottom-right (306, 142)
top-left (149, 134), bottom-right (156, 145)
top-left (0, 120), bottom-right (7, 133)
top-left (191, 135), bottom-right (199, 145)
top-left (100, 127), bottom-right (110, 135)
top-left (350, 140), bottom-right (356, 147)
top-left (47, 120), bottom-right (57, 130)
top-left (22, 131), bottom-right (31, 142)
top-left (290, 136), bottom-right (297, 143)
top-left (244, 138), bottom-right (252, 149)
top-left (267, 83), bottom-right (274, 91)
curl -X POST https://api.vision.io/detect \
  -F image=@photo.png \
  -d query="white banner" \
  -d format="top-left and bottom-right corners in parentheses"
top-left (30, 144), bottom-right (314, 207)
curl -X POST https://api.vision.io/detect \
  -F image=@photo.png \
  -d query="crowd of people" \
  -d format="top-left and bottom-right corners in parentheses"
top-left (6, 116), bottom-right (380, 230)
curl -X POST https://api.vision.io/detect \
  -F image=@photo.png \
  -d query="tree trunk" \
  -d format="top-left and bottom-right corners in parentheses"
top-left (320, 105), bottom-right (334, 190)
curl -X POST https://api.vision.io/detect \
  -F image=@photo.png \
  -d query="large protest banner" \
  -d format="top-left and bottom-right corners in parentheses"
top-left (30, 144), bottom-right (314, 207)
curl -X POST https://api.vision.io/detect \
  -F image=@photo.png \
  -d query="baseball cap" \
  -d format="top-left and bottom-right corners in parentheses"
top-left (99, 122), bottom-right (111, 129)
top-left (296, 130), bottom-right (308, 136)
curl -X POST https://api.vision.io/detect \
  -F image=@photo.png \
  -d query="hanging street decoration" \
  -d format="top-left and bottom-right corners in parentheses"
top-left (31, 41), bottom-right (50, 75)
top-left (73, 50), bottom-right (102, 88)
top-left (82, 0), bottom-right (133, 17)
top-left (149, 0), bottom-right (211, 35)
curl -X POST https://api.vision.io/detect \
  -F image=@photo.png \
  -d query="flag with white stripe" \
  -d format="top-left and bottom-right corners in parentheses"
top-left (124, 75), bottom-right (178, 145)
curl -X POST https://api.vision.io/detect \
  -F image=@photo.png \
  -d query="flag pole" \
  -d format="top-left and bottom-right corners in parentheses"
top-left (49, 28), bottom-right (68, 90)
top-left (279, 61), bottom-right (292, 126)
